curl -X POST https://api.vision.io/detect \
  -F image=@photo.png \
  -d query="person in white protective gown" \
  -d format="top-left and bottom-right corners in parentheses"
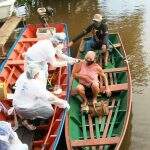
top-left (24, 34), bottom-right (79, 86)
top-left (13, 63), bottom-right (70, 130)
top-left (0, 121), bottom-right (28, 150)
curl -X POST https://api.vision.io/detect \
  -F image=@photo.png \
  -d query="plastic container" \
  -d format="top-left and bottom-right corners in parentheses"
top-left (36, 27), bottom-right (56, 40)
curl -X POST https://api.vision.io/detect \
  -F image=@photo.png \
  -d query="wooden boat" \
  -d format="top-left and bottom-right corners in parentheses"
top-left (65, 33), bottom-right (132, 150)
top-left (0, 23), bottom-right (71, 149)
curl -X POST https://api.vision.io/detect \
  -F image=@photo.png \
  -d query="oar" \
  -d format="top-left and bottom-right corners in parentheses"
top-left (108, 40), bottom-right (124, 59)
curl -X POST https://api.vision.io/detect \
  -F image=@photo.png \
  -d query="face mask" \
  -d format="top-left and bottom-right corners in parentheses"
top-left (86, 59), bottom-right (94, 66)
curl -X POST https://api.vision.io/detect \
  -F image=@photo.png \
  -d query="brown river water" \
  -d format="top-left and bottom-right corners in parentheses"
top-left (20, 0), bottom-right (150, 149)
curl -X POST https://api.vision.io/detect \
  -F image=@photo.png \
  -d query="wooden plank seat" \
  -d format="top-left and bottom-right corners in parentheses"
top-left (71, 137), bottom-right (120, 147)
top-left (19, 38), bottom-right (38, 43)
top-left (0, 16), bottom-right (22, 56)
top-left (104, 67), bottom-right (128, 73)
top-left (7, 60), bottom-right (24, 65)
top-left (107, 83), bottom-right (128, 91)
top-left (71, 83), bottom-right (128, 95)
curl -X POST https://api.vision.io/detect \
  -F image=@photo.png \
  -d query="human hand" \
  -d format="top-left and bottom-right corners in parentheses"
top-left (65, 102), bottom-right (70, 110)
top-left (68, 41), bottom-right (73, 47)
top-left (56, 43), bottom-right (64, 50)
top-left (102, 44), bottom-right (107, 51)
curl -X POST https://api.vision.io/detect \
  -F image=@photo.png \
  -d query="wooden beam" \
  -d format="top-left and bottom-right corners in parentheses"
top-left (108, 83), bottom-right (128, 91)
top-left (71, 83), bottom-right (128, 96)
top-left (99, 83), bottom-right (128, 92)
top-left (71, 137), bottom-right (120, 147)
top-left (104, 67), bottom-right (127, 73)
top-left (0, 16), bottom-right (22, 46)
top-left (20, 38), bottom-right (38, 43)
top-left (7, 60), bottom-right (24, 65)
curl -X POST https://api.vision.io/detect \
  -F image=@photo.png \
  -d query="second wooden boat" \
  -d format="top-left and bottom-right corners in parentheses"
top-left (65, 33), bottom-right (132, 150)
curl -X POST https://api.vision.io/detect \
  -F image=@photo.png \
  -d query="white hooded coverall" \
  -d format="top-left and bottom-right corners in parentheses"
top-left (13, 73), bottom-right (69, 120)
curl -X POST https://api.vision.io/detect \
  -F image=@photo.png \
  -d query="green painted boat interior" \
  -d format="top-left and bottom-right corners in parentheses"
top-left (68, 33), bottom-right (129, 149)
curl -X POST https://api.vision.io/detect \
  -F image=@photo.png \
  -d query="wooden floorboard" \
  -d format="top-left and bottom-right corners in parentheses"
top-left (0, 16), bottom-right (22, 46)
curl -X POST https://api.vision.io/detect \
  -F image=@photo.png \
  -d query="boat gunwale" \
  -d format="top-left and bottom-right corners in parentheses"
top-left (115, 32), bottom-right (132, 150)
top-left (52, 23), bottom-right (72, 150)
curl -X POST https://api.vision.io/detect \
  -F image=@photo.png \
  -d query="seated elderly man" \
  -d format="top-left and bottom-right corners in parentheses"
top-left (13, 63), bottom-right (70, 130)
top-left (72, 51), bottom-right (111, 112)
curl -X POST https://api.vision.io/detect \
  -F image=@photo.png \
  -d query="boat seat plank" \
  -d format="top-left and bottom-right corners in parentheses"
top-left (71, 137), bottom-right (120, 147)
top-left (0, 16), bottom-right (22, 46)
top-left (7, 60), bottom-right (24, 65)
top-left (108, 83), bottom-right (128, 91)
top-left (71, 83), bottom-right (128, 96)
top-left (104, 67), bottom-right (127, 73)
top-left (20, 38), bottom-right (38, 43)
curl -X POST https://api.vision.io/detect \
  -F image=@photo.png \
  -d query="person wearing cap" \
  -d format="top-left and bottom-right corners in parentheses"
top-left (13, 63), bottom-right (70, 130)
top-left (68, 14), bottom-right (109, 66)
top-left (72, 51), bottom-right (111, 112)
top-left (24, 39), bottom-right (79, 86)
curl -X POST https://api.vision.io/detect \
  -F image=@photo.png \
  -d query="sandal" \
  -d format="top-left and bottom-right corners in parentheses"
top-left (22, 120), bottom-right (36, 131)
top-left (81, 104), bottom-right (89, 114)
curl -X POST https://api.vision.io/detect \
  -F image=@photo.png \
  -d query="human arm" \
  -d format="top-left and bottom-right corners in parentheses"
top-left (98, 66), bottom-right (111, 96)
top-left (55, 44), bottom-right (79, 65)
top-left (48, 92), bottom-right (70, 110)
top-left (101, 21), bottom-right (109, 46)
top-left (48, 56), bottom-right (68, 67)
top-left (68, 22), bottom-right (94, 46)
top-left (37, 84), bottom-right (70, 110)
